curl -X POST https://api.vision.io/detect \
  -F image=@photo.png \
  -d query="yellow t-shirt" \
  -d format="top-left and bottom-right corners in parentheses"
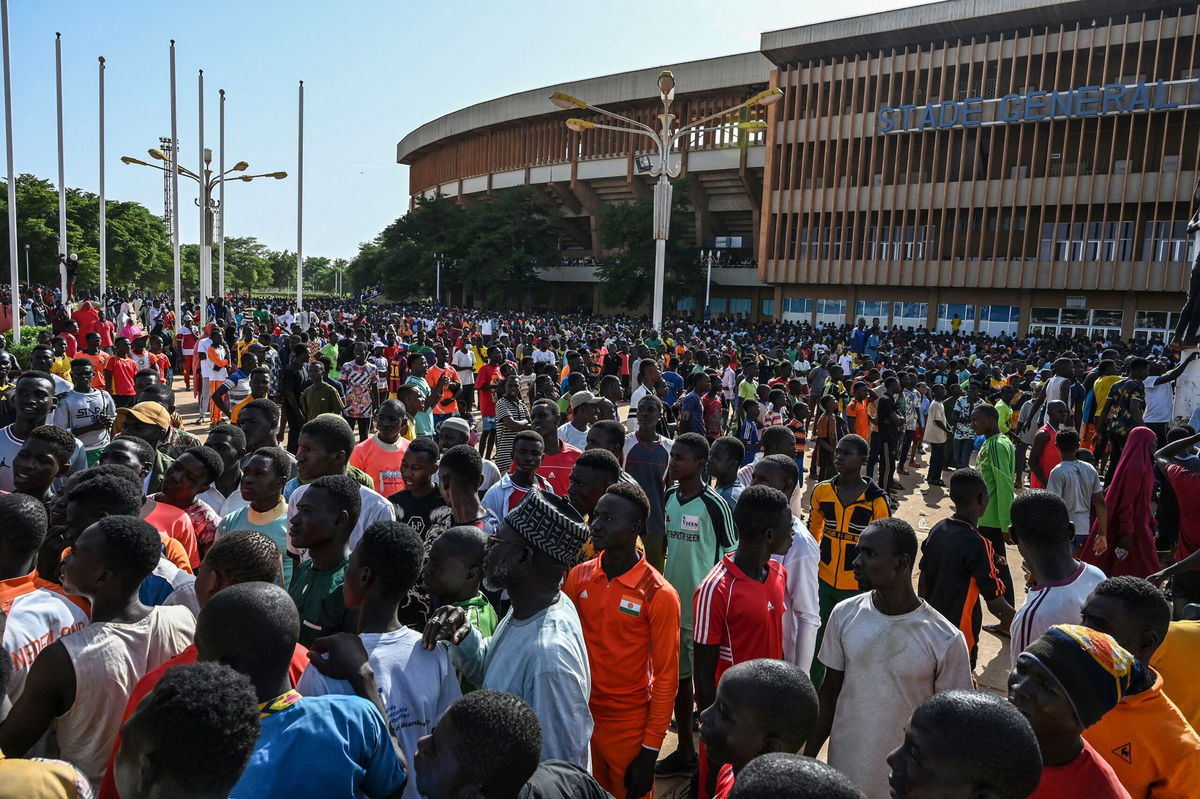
top-left (1094, 375), bottom-right (1121, 418)
top-left (1150, 621), bottom-right (1200, 733)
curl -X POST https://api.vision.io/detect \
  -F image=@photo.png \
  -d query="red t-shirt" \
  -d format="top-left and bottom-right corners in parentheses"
top-left (105, 354), bottom-right (139, 397)
top-left (1027, 739), bottom-right (1130, 799)
top-left (713, 764), bottom-right (735, 799)
top-left (536, 443), bottom-right (581, 497)
top-left (94, 319), bottom-right (116, 349)
top-left (474, 363), bottom-right (503, 417)
top-left (1030, 424), bottom-right (1062, 489)
top-left (693, 555), bottom-right (786, 684)
top-left (1167, 464), bottom-right (1200, 563)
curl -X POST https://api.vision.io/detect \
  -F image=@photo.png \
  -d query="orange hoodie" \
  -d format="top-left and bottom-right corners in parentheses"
top-left (1083, 670), bottom-right (1200, 799)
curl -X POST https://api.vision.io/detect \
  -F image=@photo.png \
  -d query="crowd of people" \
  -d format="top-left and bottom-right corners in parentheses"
top-left (0, 287), bottom-right (1199, 799)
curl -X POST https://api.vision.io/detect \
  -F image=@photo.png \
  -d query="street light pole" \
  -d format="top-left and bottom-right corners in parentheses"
top-left (703, 249), bottom-right (715, 319)
top-left (23, 243), bottom-right (28, 287)
top-left (550, 76), bottom-right (780, 332)
top-left (435, 253), bottom-right (442, 306)
top-left (218, 88), bottom-right (226, 299)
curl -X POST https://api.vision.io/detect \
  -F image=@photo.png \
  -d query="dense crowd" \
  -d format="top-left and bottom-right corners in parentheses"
top-left (0, 287), bottom-right (1199, 799)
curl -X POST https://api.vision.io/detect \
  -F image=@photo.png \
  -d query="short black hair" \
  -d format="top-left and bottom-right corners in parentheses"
top-left (734, 485), bottom-right (790, 540)
top-left (204, 530), bottom-right (285, 586)
top-left (724, 658), bottom-right (819, 752)
top-left (195, 582), bottom-right (300, 686)
top-left (69, 473), bottom-right (144, 516)
top-left (1055, 428), bottom-right (1081, 450)
top-left (760, 453), bottom-right (800, 495)
top-left (440, 444), bottom-right (483, 486)
top-left (433, 525), bottom-right (489, 568)
top-left (308, 474), bottom-right (362, 531)
top-left (971, 403), bottom-right (999, 423)
top-left (208, 423), bottom-right (248, 454)
top-left (1010, 489), bottom-right (1071, 546)
top-left (122, 662), bottom-right (260, 794)
top-left (866, 517), bottom-right (918, 562)
top-left (729, 754), bottom-right (862, 799)
top-left (710, 435), bottom-right (746, 464)
top-left (513, 429), bottom-right (544, 449)
top-left (673, 432), bottom-right (710, 461)
top-left (947, 467), bottom-right (987, 505)
top-left (92, 515), bottom-right (163, 582)
top-left (25, 425), bottom-right (77, 466)
top-left (357, 521), bottom-right (424, 598)
top-left (574, 448), bottom-right (621, 484)
top-left (838, 433), bottom-right (868, 456)
top-left (298, 415), bottom-right (355, 458)
top-left (588, 419), bottom-right (626, 450)
top-left (182, 446), bottom-right (225, 484)
top-left (406, 435), bottom-right (441, 461)
top-left (1093, 576), bottom-right (1172, 642)
top-left (443, 691), bottom-right (542, 797)
top-left (249, 446), bottom-right (292, 480)
top-left (109, 434), bottom-right (155, 467)
top-left (909, 690), bottom-right (1041, 799)
top-left (241, 397), bottom-right (281, 425)
top-left (760, 425), bottom-right (795, 452)
top-left (604, 481), bottom-right (650, 524)
top-left (0, 493), bottom-right (48, 552)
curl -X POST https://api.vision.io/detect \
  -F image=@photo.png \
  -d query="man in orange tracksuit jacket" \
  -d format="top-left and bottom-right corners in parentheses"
top-left (564, 483), bottom-right (680, 799)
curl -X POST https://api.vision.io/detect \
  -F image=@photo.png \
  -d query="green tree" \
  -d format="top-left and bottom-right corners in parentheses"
top-left (458, 187), bottom-right (563, 305)
top-left (595, 178), bottom-right (699, 313)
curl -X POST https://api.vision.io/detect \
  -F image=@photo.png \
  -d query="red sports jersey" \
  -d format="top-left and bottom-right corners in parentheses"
top-left (693, 554), bottom-right (786, 683)
top-left (535, 444), bottom-right (581, 497)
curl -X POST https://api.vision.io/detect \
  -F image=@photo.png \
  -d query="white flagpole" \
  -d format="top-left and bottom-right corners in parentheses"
top-left (1, 0), bottom-right (17, 344)
top-left (296, 80), bottom-right (303, 309)
top-left (170, 41), bottom-right (181, 333)
top-left (98, 56), bottom-right (106, 301)
top-left (218, 88), bottom-right (225, 300)
top-left (198, 69), bottom-right (207, 321)
top-left (55, 32), bottom-right (67, 302)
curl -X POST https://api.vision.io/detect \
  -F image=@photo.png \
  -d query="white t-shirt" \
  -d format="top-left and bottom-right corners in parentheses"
top-left (1046, 460), bottom-right (1103, 540)
top-left (772, 517), bottom-right (821, 672)
top-left (1143, 374), bottom-right (1174, 424)
top-left (297, 627), bottom-right (461, 799)
top-left (924, 397), bottom-right (949, 444)
top-left (557, 421), bottom-right (589, 451)
top-left (819, 593), bottom-right (973, 799)
top-left (1010, 561), bottom-right (1107, 664)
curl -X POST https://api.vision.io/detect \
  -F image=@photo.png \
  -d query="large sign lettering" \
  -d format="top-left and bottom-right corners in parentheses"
top-left (876, 78), bottom-right (1199, 133)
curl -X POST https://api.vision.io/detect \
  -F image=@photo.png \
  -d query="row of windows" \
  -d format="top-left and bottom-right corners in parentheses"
top-left (781, 219), bottom-right (1194, 262)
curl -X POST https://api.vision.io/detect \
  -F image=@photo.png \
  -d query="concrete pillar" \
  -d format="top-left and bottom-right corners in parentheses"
top-left (926, 287), bottom-right (939, 331)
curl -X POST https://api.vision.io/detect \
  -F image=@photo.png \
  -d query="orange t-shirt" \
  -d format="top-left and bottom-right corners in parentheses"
top-left (76, 350), bottom-right (110, 390)
top-left (845, 399), bottom-right (872, 440)
top-left (426, 365), bottom-right (459, 415)
top-left (141, 499), bottom-right (200, 569)
top-left (349, 436), bottom-right (409, 498)
top-left (563, 555), bottom-right (680, 748)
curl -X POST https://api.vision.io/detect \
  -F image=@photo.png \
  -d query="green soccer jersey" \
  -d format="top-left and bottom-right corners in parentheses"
top-left (663, 486), bottom-right (737, 630)
top-left (452, 593), bottom-right (499, 692)
top-left (288, 556), bottom-right (355, 647)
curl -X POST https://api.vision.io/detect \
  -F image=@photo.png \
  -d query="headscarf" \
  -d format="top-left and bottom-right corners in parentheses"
top-left (1022, 624), bottom-right (1149, 727)
top-left (1104, 426), bottom-right (1157, 534)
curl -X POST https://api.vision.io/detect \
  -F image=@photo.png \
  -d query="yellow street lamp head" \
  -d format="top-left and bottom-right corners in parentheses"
top-left (232, 161), bottom-right (249, 172)
top-left (121, 156), bottom-right (149, 166)
top-left (657, 71), bottom-right (676, 96)
top-left (748, 87), bottom-right (784, 107)
top-left (565, 118), bottom-right (595, 133)
top-left (737, 120), bottom-right (768, 132)
top-left (148, 148), bottom-right (169, 162)
top-left (270, 172), bottom-right (288, 179)
top-left (550, 91), bottom-right (587, 110)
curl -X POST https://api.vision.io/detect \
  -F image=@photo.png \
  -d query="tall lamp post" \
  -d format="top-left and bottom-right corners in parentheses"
top-left (550, 73), bottom-right (780, 331)
top-left (701, 249), bottom-right (716, 320)
top-left (120, 148), bottom-right (286, 319)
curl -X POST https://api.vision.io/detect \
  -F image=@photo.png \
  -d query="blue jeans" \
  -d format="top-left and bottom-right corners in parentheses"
top-left (954, 438), bottom-right (974, 468)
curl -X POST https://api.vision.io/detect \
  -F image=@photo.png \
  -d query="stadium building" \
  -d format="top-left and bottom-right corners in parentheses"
top-left (398, 0), bottom-right (1198, 341)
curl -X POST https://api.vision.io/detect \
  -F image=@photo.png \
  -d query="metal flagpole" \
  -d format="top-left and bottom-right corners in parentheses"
top-left (218, 88), bottom-right (225, 299)
top-left (169, 41), bottom-right (181, 333)
top-left (1, 0), bottom-right (17, 344)
top-left (98, 56), bottom-right (106, 301)
top-left (55, 33), bottom-right (67, 301)
top-left (296, 80), bottom-right (303, 309)
top-left (198, 69), bottom-right (207, 320)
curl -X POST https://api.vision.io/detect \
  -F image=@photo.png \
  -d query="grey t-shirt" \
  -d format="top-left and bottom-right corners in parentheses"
top-left (1046, 460), bottom-right (1104, 539)
top-left (53, 388), bottom-right (116, 451)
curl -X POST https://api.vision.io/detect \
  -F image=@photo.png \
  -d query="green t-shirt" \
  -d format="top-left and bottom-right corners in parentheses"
top-left (995, 400), bottom-right (1014, 434)
top-left (406, 375), bottom-right (434, 436)
top-left (288, 556), bottom-right (355, 647)
top-left (663, 486), bottom-right (737, 630)
top-left (452, 593), bottom-right (499, 693)
top-left (738, 380), bottom-right (759, 400)
top-left (978, 433), bottom-right (1016, 531)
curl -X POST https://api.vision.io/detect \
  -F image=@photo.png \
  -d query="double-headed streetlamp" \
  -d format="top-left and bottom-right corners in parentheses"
top-left (121, 147), bottom-right (285, 321)
top-left (550, 72), bottom-right (781, 331)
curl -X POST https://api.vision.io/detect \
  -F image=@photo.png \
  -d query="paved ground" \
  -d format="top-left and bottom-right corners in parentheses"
top-left (174, 392), bottom-right (1021, 798)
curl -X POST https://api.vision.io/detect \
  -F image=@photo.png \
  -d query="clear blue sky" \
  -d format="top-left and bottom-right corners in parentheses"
top-left (10, 0), bottom-right (930, 261)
